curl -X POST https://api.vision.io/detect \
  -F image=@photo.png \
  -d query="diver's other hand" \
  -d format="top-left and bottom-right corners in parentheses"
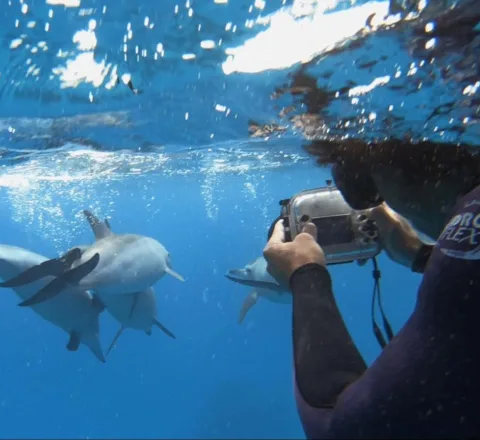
top-left (368, 202), bottom-right (425, 268)
top-left (263, 219), bottom-right (326, 287)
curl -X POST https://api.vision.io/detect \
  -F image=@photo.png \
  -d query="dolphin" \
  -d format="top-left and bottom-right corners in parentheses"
top-left (0, 244), bottom-right (106, 363)
top-left (0, 211), bottom-right (185, 307)
top-left (80, 210), bottom-right (176, 357)
top-left (225, 256), bottom-right (291, 324)
top-left (98, 288), bottom-right (176, 356)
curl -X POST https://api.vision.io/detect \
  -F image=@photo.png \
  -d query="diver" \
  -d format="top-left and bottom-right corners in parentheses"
top-left (263, 139), bottom-right (480, 438)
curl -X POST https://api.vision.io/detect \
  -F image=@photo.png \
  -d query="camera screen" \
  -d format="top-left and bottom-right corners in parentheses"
top-left (311, 215), bottom-right (355, 246)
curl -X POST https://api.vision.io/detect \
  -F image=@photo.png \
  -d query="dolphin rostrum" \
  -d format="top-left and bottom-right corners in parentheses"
top-left (225, 256), bottom-right (291, 324)
top-left (0, 244), bottom-right (106, 362)
top-left (0, 211), bottom-right (184, 307)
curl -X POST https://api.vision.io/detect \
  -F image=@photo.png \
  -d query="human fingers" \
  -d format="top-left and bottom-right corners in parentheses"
top-left (296, 221), bottom-right (327, 267)
top-left (300, 221), bottom-right (317, 240)
top-left (267, 219), bottom-right (286, 246)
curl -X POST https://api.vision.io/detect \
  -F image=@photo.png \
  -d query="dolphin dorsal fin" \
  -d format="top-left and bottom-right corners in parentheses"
top-left (83, 210), bottom-right (113, 240)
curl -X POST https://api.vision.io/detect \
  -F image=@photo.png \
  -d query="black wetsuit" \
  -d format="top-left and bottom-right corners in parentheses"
top-left (291, 184), bottom-right (480, 439)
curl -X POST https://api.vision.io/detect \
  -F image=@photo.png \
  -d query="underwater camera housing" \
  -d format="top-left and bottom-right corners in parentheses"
top-left (279, 186), bottom-right (382, 265)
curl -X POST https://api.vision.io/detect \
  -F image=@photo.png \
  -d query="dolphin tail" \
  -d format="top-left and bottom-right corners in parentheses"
top-left (165, 267), bottom-right (185, 282)
top-left (86, 337), bottom-right (106, 363)
top-left (18, 253), bottom-right (100, 307)
top-left (106, 326), bottom-right (125, 357)
top-left (238, 290), bottom-right (259, 324)
top-left (0, 247), bottom-right (82, 288)
top-left (67, 331), bottom-right (106, 363)
top-left (153, 318), bottom-right (176, 339)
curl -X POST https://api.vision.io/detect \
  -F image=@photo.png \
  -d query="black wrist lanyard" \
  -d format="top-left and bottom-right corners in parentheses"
top-left (370, 256), bottom-right (394, 349)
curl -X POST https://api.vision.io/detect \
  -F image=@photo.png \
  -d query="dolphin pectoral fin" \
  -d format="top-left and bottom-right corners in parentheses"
top-left (0, 262), bottom-right (58, 288)
top-left (145, 328), bottom-right (152, 336)
top-left (153, 318), bottom-right (176, 339)
top-left (238, 290), bottom-right (259, 324)
top-left (165, 267), bottom-right (185, 282)
top-left (106, 326), bottom-right (124, 357)
top-left (60, 247), bottom-right (83, 267)
top-left (18, 253), bottom-right (100, 307)
top-left (83, 210), bottom-right (112, 240)
top-left (66, 331), bottom-right (80, 351)
top-left (0, 247), bottom-right (82, 288)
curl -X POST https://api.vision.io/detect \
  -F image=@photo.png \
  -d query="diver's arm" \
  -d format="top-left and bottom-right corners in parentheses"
top-left (291, 185), bottom-right (480, 439)
top-left (289, 263), bottom-right (367, 438)
top-left (370, 202), bottom-right (434, 273)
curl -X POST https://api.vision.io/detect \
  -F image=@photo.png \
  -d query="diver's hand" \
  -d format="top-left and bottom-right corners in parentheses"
top-left (368, 202), bottom-right (426, 269)
top-left (263, 219), bottom-right (326, 288)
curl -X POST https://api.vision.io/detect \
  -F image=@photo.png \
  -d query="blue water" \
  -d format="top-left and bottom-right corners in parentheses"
top-left (0, 0), bottom-right (477, 438)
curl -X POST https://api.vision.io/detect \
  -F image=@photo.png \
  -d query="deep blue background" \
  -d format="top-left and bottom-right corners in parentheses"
top-left (0, 164), bottom-right (421, 438)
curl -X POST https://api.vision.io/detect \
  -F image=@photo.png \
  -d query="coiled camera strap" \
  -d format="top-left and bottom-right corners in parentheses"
top-left (370, 257), bottom-right (394, 349)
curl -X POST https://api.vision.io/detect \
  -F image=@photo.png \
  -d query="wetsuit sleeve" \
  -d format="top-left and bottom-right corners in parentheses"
top-left (289, 263), bottom-right (367, 437)
top-left (290, 185), bottom-right (480, 439)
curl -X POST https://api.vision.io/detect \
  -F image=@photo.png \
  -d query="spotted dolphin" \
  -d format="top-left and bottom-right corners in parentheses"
top-left (81, 210), bottom-right (176, 357)
top-left (0, 212), bottom-right (185, 307)
top-left (225, 256), bottom-right (291, 323)
top-left (0, 244), bottom-right (105, 362)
